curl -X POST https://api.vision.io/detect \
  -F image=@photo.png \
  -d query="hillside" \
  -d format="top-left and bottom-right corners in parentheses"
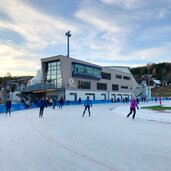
top-left (130, 62), bottom-right (171, 84)
top-left (151, 86), bottom-right (171, 97)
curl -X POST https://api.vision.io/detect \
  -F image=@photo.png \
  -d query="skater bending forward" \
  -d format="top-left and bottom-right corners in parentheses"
top-left (127, 97), bottom-right (139, 119)
top-left (82, 96), bottom-right (92, 117)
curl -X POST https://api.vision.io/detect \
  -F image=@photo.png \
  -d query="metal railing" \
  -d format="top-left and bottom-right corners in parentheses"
top-left (21, 83), bottom-right (56, 92)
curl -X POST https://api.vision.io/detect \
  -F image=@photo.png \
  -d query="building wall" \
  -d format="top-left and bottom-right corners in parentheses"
top-left (65, 90), bottom-right (133, 101)
top-left (41, 55), bottom-right (138, 101)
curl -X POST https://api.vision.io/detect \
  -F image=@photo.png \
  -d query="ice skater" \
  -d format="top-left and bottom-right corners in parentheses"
top-left (52, 98), bottom-right (57, 109)
top-left (5, 99), bottom-right (12, 116)
top-left (38, 97), bottom-right (47, 117)
top-left (127, 97), bottom-right (139, 119)
top-left (82, 96), bottom-right (92, 117)
top-left (58, 97), bottom-right (64, 109)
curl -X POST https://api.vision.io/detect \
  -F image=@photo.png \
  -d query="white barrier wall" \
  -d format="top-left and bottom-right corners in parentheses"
top-left (65, 90), bottom-right (133, 101)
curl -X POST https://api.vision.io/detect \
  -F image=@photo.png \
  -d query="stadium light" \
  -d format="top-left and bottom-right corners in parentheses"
top-left (65, 31), bottom-right (71, 57)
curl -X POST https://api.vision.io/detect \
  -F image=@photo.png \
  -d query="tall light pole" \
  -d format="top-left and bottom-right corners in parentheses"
top-left (65, 31), bottom-right (71, 57)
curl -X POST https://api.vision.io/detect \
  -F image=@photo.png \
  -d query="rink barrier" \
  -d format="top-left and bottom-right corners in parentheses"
top-left (0, 102), bottom-right (37, 114)
top-left (0, 97), bottom-right (170, 114)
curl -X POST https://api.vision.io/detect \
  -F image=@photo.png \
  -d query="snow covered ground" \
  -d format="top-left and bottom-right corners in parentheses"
top-left (0, 101), bottom-right (171, 171)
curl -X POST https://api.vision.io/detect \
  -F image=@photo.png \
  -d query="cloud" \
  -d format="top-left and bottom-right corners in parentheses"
top-left (129, 42), bottom-right (171, 63)
top-left (0, 0), bottom-right (78, 49)
top-left (0, 0), bottom-right (171, 76)
top-left (0, 42), bottom-right (39, 76)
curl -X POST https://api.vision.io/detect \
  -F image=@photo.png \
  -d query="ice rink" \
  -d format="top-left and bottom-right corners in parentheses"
top-left (0, 101), bottom-right (171, 171)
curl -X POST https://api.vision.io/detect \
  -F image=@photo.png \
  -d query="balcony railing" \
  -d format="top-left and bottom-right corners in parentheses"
top-left (21, 83), bottom-right (57, 92)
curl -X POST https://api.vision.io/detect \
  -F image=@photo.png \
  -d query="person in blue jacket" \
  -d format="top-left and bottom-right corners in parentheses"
top-left (82, 96), bottom-right (92, 117)
top-left (5, 99), bottom-right (12, 116)
top-left (38, 97), bottom-right (47, 117)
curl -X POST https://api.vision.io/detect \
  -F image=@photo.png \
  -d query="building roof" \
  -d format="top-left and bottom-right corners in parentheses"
top-left (153, 80), bottom-right (161, 84)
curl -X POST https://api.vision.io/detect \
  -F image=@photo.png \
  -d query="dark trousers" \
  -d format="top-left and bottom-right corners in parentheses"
top-left (39, 107), bottom-right (44, 117)
top-left (82, 105), bottom-right (90, 116)
top-left (59, 104), bottom-right (63, 109)
top-left (6, 107), bottom-right (11, 114)
top-left (52, 104), bottom-right (56, 109)
top-left (127, 108), bottom-right (136, 119)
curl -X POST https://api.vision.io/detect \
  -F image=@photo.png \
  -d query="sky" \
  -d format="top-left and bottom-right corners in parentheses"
top-left (0, 0), bottom-right (171, 76)
top-left (0, 101), bottom-right (171, 171)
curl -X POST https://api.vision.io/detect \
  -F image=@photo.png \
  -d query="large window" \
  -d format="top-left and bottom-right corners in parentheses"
top-left (121, 86), bottom-right (128, 89)
top-left (123, 76), bottom-right (130, 80)
top-left (97, 83), bottom-right (107, 90)
top-left (78, 81), bottom-right (91, 89)
top-left (112, 84), bottom-right (119, 91)
top-left (72, 62), bottom-right (101, 80)
top-left (116, 74), bottom-right (122, 79)
top-left (46, 61), bottom-right (62, 88)
top-left (102, 72), bottom-right (111, 80)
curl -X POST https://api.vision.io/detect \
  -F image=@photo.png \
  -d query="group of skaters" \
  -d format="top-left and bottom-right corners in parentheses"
top-left (38, 97), bottom-right (64, 117)
top-left (38, 96), bottom-right (139, 119)
top-left (38, 96), bottom-right (92, 117)
top-left (4, 95), bottom-right (140, 119)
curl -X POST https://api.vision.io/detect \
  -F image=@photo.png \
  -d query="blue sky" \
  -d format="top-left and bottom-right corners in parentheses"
top-left (0, 0), bottom-right (171, 76)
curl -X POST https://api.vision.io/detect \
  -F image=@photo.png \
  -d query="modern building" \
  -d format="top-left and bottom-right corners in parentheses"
top-left (22, 55), bottom-right (144, 101)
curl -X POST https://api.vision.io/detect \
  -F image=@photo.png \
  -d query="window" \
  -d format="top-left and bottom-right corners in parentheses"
top-left (97, 83), bottom-right (107, 90)
top-left (72, 62), bottom-right (102, 80)
top-left (112, 84), bottom-right (119, 91)
top-left (101, 72), bottom-right (111, 80)
top-left (45, 61), bottom-right (62, 88)
top-left (121, 86), bottom-right (128, 89)
top-left (78, 81), bottom-right (91, 89)
top-left (116, 74), bottom-right (122, 79)
top-left (123, 76), bottom-right (130, 80)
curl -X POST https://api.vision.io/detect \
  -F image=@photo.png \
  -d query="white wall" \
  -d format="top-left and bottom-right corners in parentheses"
top-left (65, 90), bottom-right (133, 101)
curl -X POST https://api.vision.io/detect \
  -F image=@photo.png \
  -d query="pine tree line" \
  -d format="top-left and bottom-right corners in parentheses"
top-left (130, 62), bottom-right (171, 83)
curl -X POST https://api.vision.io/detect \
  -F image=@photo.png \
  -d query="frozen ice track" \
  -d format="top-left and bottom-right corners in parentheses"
top-left (30, 117), bottom-right (118, 171)
top-left (0, 102), bottom-right (171, 171)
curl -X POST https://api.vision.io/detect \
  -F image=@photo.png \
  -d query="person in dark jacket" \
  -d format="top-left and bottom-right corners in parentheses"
top-left (38, 97), bottom-right (47, 117)
top-left (5, 99), bottom-right (12, 116)
top-left (52, 98), bottom-right (57, 109)
top-left (78, 98), bottom-right (81, 104)
top-left (127, 97), bottom-right (139, 119)
top-left (58, 97), bottom-right (64, 109)
top-left (82, 96), bottom-right (92, 117)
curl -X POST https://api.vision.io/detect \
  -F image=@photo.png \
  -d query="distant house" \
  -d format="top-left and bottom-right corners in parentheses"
top-left (153, 79), bottom-right (161, 86)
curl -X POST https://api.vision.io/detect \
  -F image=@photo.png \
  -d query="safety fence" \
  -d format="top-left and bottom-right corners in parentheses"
top-left (0, 97), bottom-right (170, 114)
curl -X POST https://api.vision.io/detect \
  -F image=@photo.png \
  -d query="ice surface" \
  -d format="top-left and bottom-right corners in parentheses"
top-left (0, 101), bottom-right (171, 171)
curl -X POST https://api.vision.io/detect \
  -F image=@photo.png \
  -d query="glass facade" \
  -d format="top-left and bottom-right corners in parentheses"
top-left (46, 61), bottom-right (62, 88)
top-left (72, 62), bottom-right (101, 80)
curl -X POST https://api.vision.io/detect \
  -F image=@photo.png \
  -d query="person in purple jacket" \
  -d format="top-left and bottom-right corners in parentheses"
top-left (127, 97), bottom-right (139, 119)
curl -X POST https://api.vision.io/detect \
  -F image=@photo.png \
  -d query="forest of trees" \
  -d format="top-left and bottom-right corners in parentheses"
top-left (0, 73), bottom-right (33, 87)
top-left (130, 62), bottom-right (171, 83)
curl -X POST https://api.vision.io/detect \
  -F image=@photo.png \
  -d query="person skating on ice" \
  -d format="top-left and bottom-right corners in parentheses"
top-left (5, 99), bottom-right (12, 116)
top-left (127, 97), bottom-right (139, 119)
top-left (52, 98), bottom-right (57, 109)
top-left (82, 96), bottom-right (92, 117)
top-left (38, 97), bottom-right (47, 117)
top-left (58, 97), bottom-right (64, 109)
